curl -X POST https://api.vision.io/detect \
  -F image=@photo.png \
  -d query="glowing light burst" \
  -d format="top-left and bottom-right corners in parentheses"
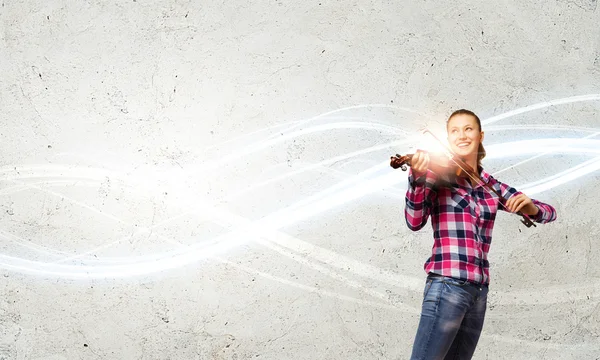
top-left (0, 95), bottom-right (599, 283)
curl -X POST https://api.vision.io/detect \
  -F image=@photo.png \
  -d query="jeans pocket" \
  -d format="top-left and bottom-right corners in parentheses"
top-left (423, 279), bottom-right (433, 298)
top-left (442, 277), bottom-right (469, 287)
top-left (423, 279), bottom-right (443, 304)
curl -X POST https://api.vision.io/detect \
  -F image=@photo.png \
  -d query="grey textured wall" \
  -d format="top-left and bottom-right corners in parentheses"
top-left (1, 1), bottom-right (599, 359)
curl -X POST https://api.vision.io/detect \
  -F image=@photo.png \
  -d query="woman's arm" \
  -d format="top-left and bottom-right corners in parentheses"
top-left (490, 176), bottom-right (557, 224)
top-left (404, 168), bottom-right (438, 231)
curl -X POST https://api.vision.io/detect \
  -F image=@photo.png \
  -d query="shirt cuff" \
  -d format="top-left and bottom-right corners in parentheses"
top-left (531, 201), bottom-right (545, 222)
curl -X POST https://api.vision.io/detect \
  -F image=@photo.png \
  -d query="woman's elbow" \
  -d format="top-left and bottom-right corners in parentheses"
top-left (405, 218), bottom-right (427, 231)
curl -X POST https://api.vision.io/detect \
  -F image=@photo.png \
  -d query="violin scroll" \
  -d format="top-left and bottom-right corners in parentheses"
top-left (390, 154), bottom-right (412, 171)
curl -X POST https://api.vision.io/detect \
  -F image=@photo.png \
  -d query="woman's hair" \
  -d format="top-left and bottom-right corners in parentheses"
top-left (447, 109), bottom-right (486, 165)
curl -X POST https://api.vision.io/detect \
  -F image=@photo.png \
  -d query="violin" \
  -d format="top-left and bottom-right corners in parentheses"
top-left (390, 150), bottom-right (537, 228)
top-left (389, 152), bottom-right (474, 178)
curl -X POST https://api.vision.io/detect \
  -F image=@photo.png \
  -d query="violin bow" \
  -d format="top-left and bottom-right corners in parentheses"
top-left (421, 129), bottom-right (537, 228)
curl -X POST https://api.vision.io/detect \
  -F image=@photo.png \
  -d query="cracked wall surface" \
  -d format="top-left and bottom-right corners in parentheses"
top-left (1, 1), bottom-right (600, 359)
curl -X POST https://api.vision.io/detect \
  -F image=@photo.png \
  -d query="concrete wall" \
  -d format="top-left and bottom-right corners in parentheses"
top-left (1, 1), bottom-right (599, 359)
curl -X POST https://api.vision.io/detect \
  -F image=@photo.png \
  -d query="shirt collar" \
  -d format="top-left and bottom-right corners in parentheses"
top-left (455, 165), bottom-right (491, 189)
top-left (478, 166), bottom-right (492, 185)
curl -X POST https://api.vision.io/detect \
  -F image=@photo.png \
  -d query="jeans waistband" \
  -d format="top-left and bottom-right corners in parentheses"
top-left (428, 272), bottom-right (488, 288)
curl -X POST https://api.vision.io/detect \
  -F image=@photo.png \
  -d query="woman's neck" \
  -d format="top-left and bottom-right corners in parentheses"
top-left (468, 159), bottom-right (478, 173)
top-left (459, 155), bottom-right (479, 174)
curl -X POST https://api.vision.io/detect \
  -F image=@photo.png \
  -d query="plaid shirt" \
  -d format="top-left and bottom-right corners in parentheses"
top-left (405, 167), bottom-right (557, 285)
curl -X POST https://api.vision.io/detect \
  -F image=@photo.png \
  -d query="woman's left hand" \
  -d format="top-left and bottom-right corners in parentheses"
top-left (506, 193), bottom-right (539, 216)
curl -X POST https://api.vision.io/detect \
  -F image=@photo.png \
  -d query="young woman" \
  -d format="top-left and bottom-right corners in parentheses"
top-left (405, 109), bottom-right (557, 359)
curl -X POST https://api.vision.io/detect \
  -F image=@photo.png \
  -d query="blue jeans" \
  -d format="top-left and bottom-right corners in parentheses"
top-left (410, 273), bottom-right (489, 360)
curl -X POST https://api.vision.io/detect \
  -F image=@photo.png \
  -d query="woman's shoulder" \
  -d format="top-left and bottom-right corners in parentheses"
top-left (479, 167), bottom-right (503, 186)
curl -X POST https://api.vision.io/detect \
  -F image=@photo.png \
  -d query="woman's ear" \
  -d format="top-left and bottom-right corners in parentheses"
top-left (480, 131), bottom-right (485, 143)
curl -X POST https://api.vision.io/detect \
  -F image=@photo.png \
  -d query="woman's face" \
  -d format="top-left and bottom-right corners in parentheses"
top-left (447, 114), bottom-right (484, 159)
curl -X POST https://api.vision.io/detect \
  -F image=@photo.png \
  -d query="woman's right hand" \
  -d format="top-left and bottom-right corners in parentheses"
top-left (411, 150), bottom-right (430, 173)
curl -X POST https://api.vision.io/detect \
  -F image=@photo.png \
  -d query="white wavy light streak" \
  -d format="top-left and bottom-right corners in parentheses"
top-left (1, 94), bottom-right (599, 289)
